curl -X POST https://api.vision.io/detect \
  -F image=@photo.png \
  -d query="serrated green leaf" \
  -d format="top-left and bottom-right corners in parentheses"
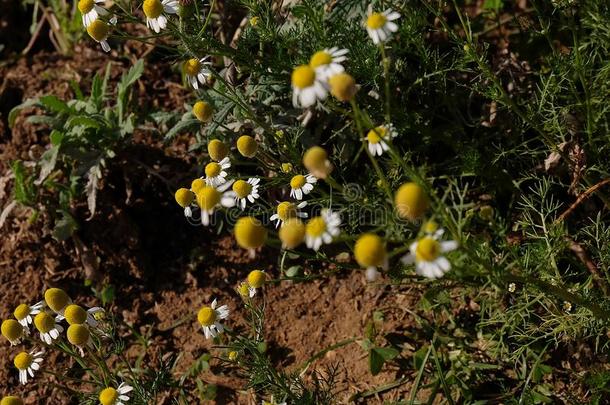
top-left (39, 95), bottom-right (71, 113)
top-left (164, 118), bottom-right (200, 141)
top-left (50, 130), bottom-right (64, 146)
top-left (52, 211), bottom-right (78, 241)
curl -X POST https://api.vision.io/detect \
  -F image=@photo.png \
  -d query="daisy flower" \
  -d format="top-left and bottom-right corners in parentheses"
top-left (175, 188), bottom-right (196, 217)
top-left (305, 209), bottom-right (341, 251)
top-left (291, 65), bottom-right (328, 108)
top-left (44, 288), bottom-right (71, 316)
top-left (78, 0), bottom-right (107, 27)
top-left (99, 382), bottom-right (133, 405)
top-left (365, 6), bottom-right (401, 44)
top-left (233, 178), bottom-right (260, 210)
top-left (1, 319), bottom-right (26, 346)
top-left (195, 183), bottom-right (236, 226)
top-left (13, 302), bottom-right (43, 327)
top-left (365, 124), bottom-right (397, 156)
top-left (86, 18), bottom-right (116, 53)
top-left (67, 324), bottom-right (93, 355)
top-left (184, 56), bottom-right (212, 90)
top-left (60, 304), bottom-right (104, 328)
top-left (13, 350), bottom-right (43, 385)
top-left (34, 312), bottom-right (64, 345)
top-left (309, 47), bottom-right (348, 81)
top-left (401, 230), bottom-right (458, 279)
top-left (270, 201), bottom-right (308, 228)
top-left (143, 0), bottom-right (178, 33)
top-left (197, 299), bottom-right (229, 339)
top-left (204, 157), bottom-right (231, 187)
top-left (289, 174), bottom-right (316, 200)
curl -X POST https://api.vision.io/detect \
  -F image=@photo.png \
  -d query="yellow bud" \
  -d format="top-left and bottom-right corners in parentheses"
top-left (64, 304), bottom-right (87, 325)
top-left (0, 396), bottom-right (23, 405)
top-left (234, 217), bottom-right (267, 249)
top-left (328, 73), bottom-right (357, 102)
top-left (228, 350), bottom-right (238, 361)
top-left (175, 188), bottom-right (195, 208)
top-left (236, 135), bottom-right (258, 158)
top-left (394, 182), bottom-right (429, 220)
top-left (67, 324), bottom-right (90, 346)
top-left (207, 139), bottom-right (229, 162)
top-left (193, 101), bottom-right (213, 122)
top-left (34, 312), bottom-right (55, 333)
top-left (354, 233), bottom-right (386, 268)
top-left (78, 0), bottom-right (94, 13)
top-left (1, 320), bottom-right (23, 343)
top-left (196, 186), bottom-right (221, 211)
top-left (279, 218), bottom-right (306, 249)
top-left (44, 288), bottom-right (70, 313)
top-left (247, 270), bottom-right (266, 288)
top-left (281, 163), bottom-right (293, 173)
top-left (191, 178), bottom-right (206, 194)
top-left (87, 20), bottom-right (109, 41)
top-left (303, 146), bottom-right (332, 179)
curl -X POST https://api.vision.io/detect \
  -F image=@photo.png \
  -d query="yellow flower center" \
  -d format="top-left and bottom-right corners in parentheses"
top-left (197, 307), bottom-right (216, 327)
top-left (34, 312), bottom-right (55, 333)
top-left (291, 65), bottom-right (316, 89)
top-left (67, 324), bottom-right (90, 346)
top-left (234, 216), bottom-right (268, 249)
top-left (2, 319), bottom-right (23, 342)
top-left (233, 180), bottom-right (252, 198)
top-left (423, 220), bottom-right (439, 234)
top-left (99, 388), bottom-right (118, 405)
top-left (175, 188), bottom-right (195, 208)
top-left (193, 101), bottom-right (213, 122)
top-left (328, 73), bottom-right (357, 102)
top-left (276, 201), bottom-right (296, 220)
top-left (290, 175), bottom-right (306, 189)
top-left (13, 352), bottom-right (33, 371)
top-left (415, 237), bottom-right (441, 262)
top-left (191, 178), bottom-right (206, 194)
top-left (205, 162), bottom-right (222, 178)
top-left (236, 135), bottom-right (258, 158)
top-left (366, 126), bottom-right (387, 144)
top-left (303, 146), bottom-right (328, 173)
top-left (184, 58), bottom-right (201, 76)
top-left (45, 288), bottom-right (70, 312)
top-left (207, 139), bottom-right (228, 161)
top-left (309, 51), bottom-right (332, 68)
top-left (394, 182), bottom-right (429, 221)
top-left (279, 219), bottom-right (306, 249)
top-left (247, 270), bottom-right (266, 288)
top-left (78, 0), bottom-right (95, 14)
top-left (87, 19), bottom-right (109, 41)
top-left (143, 0), bottom-right (163, 18)
top-left (228, 351), bottom-right (238, 361)
top-left (0, 396), bottom-right (24, 405)
top-left (237, 282), bottom-right (250, 297)
top-left (196, 186), bottom-right (221, 211)
top-left (367, 13), bottom-right (387, 29)
top-left (13, 304), bottom-right (30, 321)
top-left (354, 233), bottom-right (386, 267)
top-left (306, 217), bottom-right (327, 237)
top-left (64, 304), bottom-right (87, 325)
top-left (281, 163), bottom-right (293, 173)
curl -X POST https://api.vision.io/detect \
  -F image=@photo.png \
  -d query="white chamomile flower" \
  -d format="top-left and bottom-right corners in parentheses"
top-left (291, 65), bottom-right (328, 108)
top-left (204, 157), bottom-right (231, 187)
top-left (1, 319), bottom-right (26, 345)
top-left (13, 302), bottom-right (43, 327)
top-left (143, 0), bottom-right (178, 33)
top-left (270, 201), bottom-right (308, 228)
top-left (99, 382), bottom-right (133, 405)
top-left (233, 178), bottom-right (261, 210)
top-left (305, 209), bottom-right (341, 251)
top-left (78, 0), bottom-right (107, 28)
top-left (401, 229), bottom-right (458, 279)
top-left (365, 124), bottom-right (397, 156)
top-left (198, 299), bottom-right (229, 339)
top-left (33, 312), bottom-right (64, 345)
top-left (86, 17), bottom-right (117, 53)
top-left (289, 174), bottom-right (316, 200)
top-left (365, 6), bottom-right (401, 44)
top-left (13, 350), bottom-right (44, 385)
top-left (195, 182), bottom-right (236, 226)
top-left (309, 47), bottom-right (348, 81)
top-left (184, 56), bottom-right (212, 89)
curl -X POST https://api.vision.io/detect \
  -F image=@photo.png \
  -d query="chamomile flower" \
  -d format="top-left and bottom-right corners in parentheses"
top-left (204, 157), bottom-right (231, 186)
top-left (291, 65), bottom-right (327, 108)
top-left (328, 73), bottom-right (357, 102)
top-left (190, 178), bottom-right (206, 194)
top-left (207, 139), bottom-right (229, 162)
top-left (365, 6), bottom-right (401, 44)
top-left (279, 218), bottom-right (306, 249)
top-left (143, 0), bottom-right (178, 33)
top-left (305, 209), bottom-right (341, 251)
top-left (303, 146), bottom-right (333, 179)
top-left (78, 0), bottom-right (107, 28)
top-left (233, 178), bottom-right (261, 210)
top-left (67, 324), bottom-right (93, 355)
top-left (13, 350), bottom-right (43, 385)
top-left (175, 188), bottom-right (195, 217)
top-left (236, 135), bottom-right (258, 158)
top-left (195, 183), bottom-right (236, 226)
top-left (44, 288), bottom-right (71, 315)
top-left (13, 302), bottom-right (43, 327)
top-left (394, 182), bottom-right (429, 221)
top-left (401, 230), bottom-right (458, 279)
top-left (365, 125), bottom-right (397, 156)
top-left (309, 47), bottom-right (348, 81)
top-left (1, 319), bottom-right (25, 345)
top-left (184, 56), bottom-right (212, 90)
top-left (198, 299), bottom-right (229, 339)
top-left (234, 216), bottom-right (268, 250)
top-left (60, 304), bottom-right (104, 327)
top-left (87, 18), bottom-right (115, 53)
top-left (34, 312), bottom-right (63, 345)
top-left (246, 270), bottom-right (266, 297)
top-left (99, 382), bottom-right (133, 405)
top-left (289, 174), bottom-right (316, 200)
top-left (354, 233), bottom-right (387, 281)
top-left (270, 201), bottom-right (308, 228)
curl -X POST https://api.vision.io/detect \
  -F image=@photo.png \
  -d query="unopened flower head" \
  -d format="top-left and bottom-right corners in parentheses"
top-left (2, 319), bottom-right (25, 345)
top-left (233, 178), bottom-right (261, 210)
top-left (87, 19), bottom-right (112, 52)
top-left (305, 209), bottom-right (341, 251)
top-left (99, 382), bottom-right (133, 405)
top-left (0, 396), bottom-right (23, 405)
top-left (143, 0), bottom-right (178, 33)
top-left (279, 218), bottom-right (306, 249)
top-left (192, 101), bottom-right (214, 122)
top-left (281, 163), bottom-right (293, 173)
top-left (366, 6), bottom-right (401, 44)
top-left (207, 139), bottom-right (229, 162)
top-left (354, 233), bottom-right (387, 276)
top-left (401, 228), bottom-right (458, 279)
top-left (44, 288), bottom-right (71, 314)
top-left (328, 73), bottom-right (357, 102)
top-left (78, 0), bottom-right (107, 27)
top-left (247, 270), bottom-right (266, 289)
top-left (365, 125), bottom-right (397, 156)
top-left (13, 302), bottom-right (43, 327)
top-left (236, 135), bottom-right (258, 158)
top-left (394, 182), bottom-right (429, 221)
top-left (303, 146), bottom-right (333, 179)
top-left (309, 47), bottom-right (348, 81)
top-left (67, 324), bottom-right (92, 351)
top-left (234, 216), bottom-right (268, 249)
top-left (175, 188), bottom-right (195, 217)
top-left (198, 299), bottom-right (229, 339)
top-left (291, 65), bottom-right (328, 108)
top-left (270, 201), bottom-right (308, 228)
top-left (289, 174), bottom-right (317, 200)
top-left (13, 350), bottom-right (43, 385)
top-left (184, 56), bottom-right (212, 89)
top-left (34, 312), bottom-right (64, 344)
top-left (204, 157), bottom-right (231, 186)
top-left (228, 350), bottom-right (238, 361)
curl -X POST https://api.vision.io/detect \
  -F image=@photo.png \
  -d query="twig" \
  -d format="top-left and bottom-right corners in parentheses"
top-left (565, 236), bottom-right (608, 295)
top-left (556, 178), bottom-right (610, 222)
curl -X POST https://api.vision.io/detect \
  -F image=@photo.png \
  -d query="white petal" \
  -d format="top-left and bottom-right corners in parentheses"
top-left (441, 241), bottom-right (458, 252)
